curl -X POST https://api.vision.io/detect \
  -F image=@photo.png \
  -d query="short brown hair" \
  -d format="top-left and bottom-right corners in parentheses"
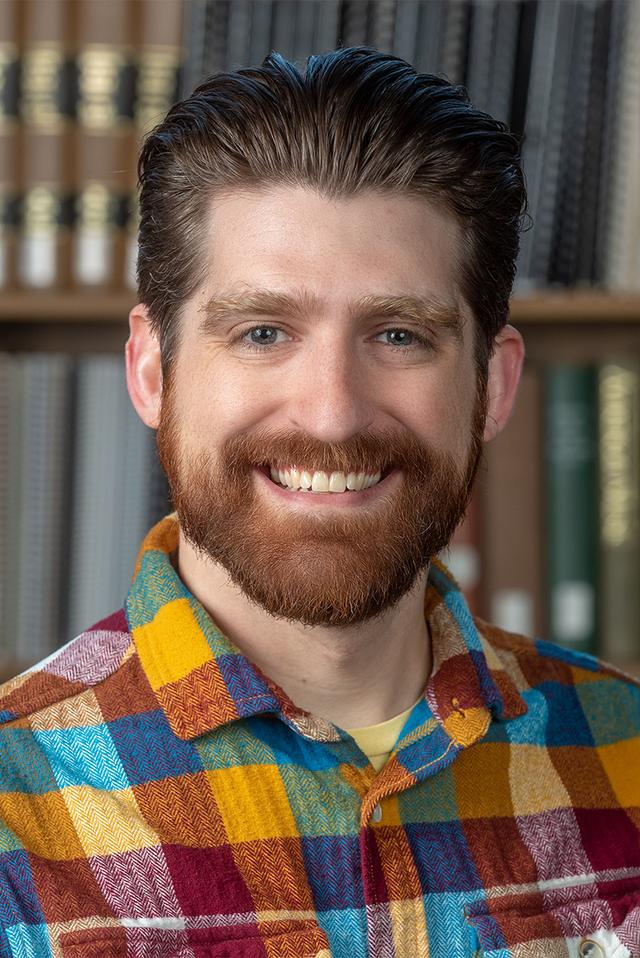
top-left (137, 46), bottom-right (527, 378)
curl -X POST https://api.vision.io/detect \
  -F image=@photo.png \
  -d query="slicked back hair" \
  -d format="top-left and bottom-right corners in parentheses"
top-left (137, 46), bottom-right (527, 380)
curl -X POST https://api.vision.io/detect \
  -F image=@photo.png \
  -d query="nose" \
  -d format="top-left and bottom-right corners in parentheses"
top-left (287, 334), bottom-right (376, 443)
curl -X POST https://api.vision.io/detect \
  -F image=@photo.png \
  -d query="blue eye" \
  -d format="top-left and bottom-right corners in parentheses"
top-left (375, 328), bottom-right (432, 350)
top-left (248, 327), bottom-right (279, 345)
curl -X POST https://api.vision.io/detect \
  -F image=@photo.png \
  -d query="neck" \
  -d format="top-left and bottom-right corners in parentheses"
top-left (175, 530), bottom-right (432, 729)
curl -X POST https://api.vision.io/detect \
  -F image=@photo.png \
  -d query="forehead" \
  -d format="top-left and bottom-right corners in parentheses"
top-left (191, 184), bottom-right (472, 341)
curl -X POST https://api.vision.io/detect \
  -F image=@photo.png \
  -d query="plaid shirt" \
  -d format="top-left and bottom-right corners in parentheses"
top-left (1, 513), bottom-right (639, 958)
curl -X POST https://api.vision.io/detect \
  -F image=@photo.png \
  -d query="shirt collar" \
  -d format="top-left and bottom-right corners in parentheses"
top-left (126, 514), bottom-right (526, 743)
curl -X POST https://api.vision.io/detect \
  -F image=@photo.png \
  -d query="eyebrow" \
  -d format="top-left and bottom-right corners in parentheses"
top-left (198, 287), bottom-right (464, 343)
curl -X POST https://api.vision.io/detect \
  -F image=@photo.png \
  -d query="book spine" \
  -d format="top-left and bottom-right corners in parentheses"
top-left (595, 0), bottom-right (628, 286)
top-left (516, 0), bottom-right (578, 291)
top-left (548, 0), bottom-right (599, 287)
top-left (314, 1), bottom-right (340, 55)
top-left (488, 0), bottom-right (521, 126)
top-left (442, 481), bottom-right (484, 620)
top-left (72, 0), bottom-right (136, 287)
top-left (17, 0), bottom-right (74, 289)
top-left (484, 364), bottom-right (544, 639)
top-left (604, 0), bottom-right (640, 292)
top-left (15, 354), bottom-right (73, 663)
top-left (466, 0), bottom-right (498, 114)
top-left (574, 0), bottom-right (611, 285)
top-left (0, 0), bottom-right (20, 288)
top-left (598, 360), bottom-right (640, 664)
top-left (0, 353), bottom-right (11, 664)
top-left (439, 0), bottom-right (470, 86)
top-left (125, 0), bottom-right (183, 289)
top-left (391, 0), bottom-right (420, 63)
top-left (2, 356), bottom-right (23, 663)
top-left (545, 364), bottom-right (599, 654)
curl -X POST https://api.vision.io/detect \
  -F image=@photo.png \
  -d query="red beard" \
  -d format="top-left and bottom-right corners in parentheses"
top-left (157, 376), bottom-right (486, 628)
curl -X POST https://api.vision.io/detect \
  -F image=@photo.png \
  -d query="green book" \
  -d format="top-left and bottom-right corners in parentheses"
top-left (545, 364), bottom-right (599, 654)
top-left (598, 360), bottom-right (640, 665)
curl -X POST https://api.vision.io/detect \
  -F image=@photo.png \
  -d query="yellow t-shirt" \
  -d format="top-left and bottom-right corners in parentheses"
top-left (347, 699), bottom-right (420, 772)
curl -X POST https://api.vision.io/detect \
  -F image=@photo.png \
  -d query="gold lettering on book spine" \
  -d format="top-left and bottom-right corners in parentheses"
top-left (23, 187), bottom-right (58, 232)
top-left (78, 45), bottom-right (125, 130)
top-left (136, 47), bottom-right (180, 135)
top-left (22, 44), bottom-right (65, 133)
top-left (600, 365), bottom-right (640, 547)
top-left (77, 182), bottom-right (111, 229)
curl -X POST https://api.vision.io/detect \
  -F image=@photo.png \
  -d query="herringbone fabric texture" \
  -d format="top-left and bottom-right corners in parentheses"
top-left (1, 514), bottom-right (639, 958)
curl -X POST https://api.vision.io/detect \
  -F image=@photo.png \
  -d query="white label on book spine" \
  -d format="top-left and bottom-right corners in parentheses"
top-left (19, 233), bottom-right (56, 287)
top-left (443, 543), bottom-right (481, 592)
top-left (75, 229), bottom-right (112, 285)
top-left (551, 581), bottom-right (595, 643)
top-left (491, 590), bottom-right (534, 638)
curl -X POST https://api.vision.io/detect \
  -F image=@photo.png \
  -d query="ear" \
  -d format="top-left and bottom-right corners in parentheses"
top-left (125, 304), bottom-right (163, 429)
top-left (483, 323), bottom-right (525, 442)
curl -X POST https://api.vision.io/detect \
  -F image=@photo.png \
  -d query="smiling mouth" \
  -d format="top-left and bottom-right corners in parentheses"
top-left (260, 464), bottom-right (392, 493)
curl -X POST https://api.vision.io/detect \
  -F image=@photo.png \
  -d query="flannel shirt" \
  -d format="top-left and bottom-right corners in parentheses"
top-left (1, 513), bottom-right (639, 958)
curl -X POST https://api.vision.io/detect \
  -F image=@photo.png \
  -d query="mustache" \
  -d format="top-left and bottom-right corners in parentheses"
top-left (219, 427), bottom-right (449, 484)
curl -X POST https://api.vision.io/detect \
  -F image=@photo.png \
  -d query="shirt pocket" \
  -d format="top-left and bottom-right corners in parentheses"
top-left (464, 883), bottom-right (640, 957)
top-left (59, 923), bottom-right (332, 958)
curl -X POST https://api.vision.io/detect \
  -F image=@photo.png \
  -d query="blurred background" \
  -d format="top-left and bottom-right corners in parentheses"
top-left (0, 0), bottom-right (639, 677)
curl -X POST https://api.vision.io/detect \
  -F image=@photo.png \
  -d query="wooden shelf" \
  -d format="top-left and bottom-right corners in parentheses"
top-left (0, 290), bottom-right (136, 322)
top-left (1, 290), bottom-right (640, 324)
top-left (509, 291), bottom-right (640, 324)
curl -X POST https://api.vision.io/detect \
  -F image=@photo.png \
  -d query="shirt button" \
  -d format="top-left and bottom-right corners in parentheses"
top-left (371, 803), bottom-right (382, 823)
top-left (579, 941), bottom-right (605, 958)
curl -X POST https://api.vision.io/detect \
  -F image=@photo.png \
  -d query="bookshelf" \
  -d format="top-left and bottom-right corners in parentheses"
top-left (1, 289), bottom-right (639, 683)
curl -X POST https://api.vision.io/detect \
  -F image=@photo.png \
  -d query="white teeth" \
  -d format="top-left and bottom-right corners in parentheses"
top-left (329, 471), bottom-right (347, 493)
top-left (311, 471), bottom-right (329, 493)
top-left (267, 465), bottom-right (383, 494)
top-left (288, 468), bottom-right (300, 488)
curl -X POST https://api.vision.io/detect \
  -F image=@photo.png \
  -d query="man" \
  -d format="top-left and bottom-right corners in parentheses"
top-left (1, 47), bottom-right (638, 958)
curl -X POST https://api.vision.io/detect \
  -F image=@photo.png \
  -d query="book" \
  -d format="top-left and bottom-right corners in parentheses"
top-left (0, 353), bottom-right (11, 664)
top-left (598, 360), bottom-right (640, 664)
top-left (17, 0), bottom-right (74, 288)
top-left (0, 0), bottom-right (20, 288)
top-left (1, 355), bottom-right (24, 663)
top-left (545, 364), bottom-right (599, 654)
top-left (604, 0), bottom-right (640, 292)
top-left (125, 0), bottom-right (183, 288)
top-left (595, 0), bottom-right (629, 287)
top-left (574, 0), bottom-right (612, 285)
top-left (314, 1), bottom-right (340, 56)
top-left (483, 363), bottom-right (544, 639)
top-left (72, 0), bottom-right (136, 287)
top-left (66, 356), bottom-right (158, 640)
top-left (516, 0), bottom-right (578, 290)
top-left (441, 478), bottom-right (484, 620)
top-left (14, 354), bottom-right (73, 664)
top-left (548, 0), bottom-right (602, 287)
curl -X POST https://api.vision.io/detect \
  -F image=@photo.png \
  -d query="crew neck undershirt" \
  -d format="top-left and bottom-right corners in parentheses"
top-left (346, 698), bottom-right (422, 772)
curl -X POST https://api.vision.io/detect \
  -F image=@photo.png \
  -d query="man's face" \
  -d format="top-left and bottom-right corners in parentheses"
top-left (156, 186), bottom-right (486, 627)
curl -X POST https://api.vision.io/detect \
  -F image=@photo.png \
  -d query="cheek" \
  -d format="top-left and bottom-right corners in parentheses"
top-left (181, 366), bottom-right (276, 440)
top-left (399, 372), bottom-right (475, 459)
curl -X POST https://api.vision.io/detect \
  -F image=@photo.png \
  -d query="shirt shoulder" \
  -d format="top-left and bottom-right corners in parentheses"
top-left (477, 616), bottom-right (640, 689)
top-left (475, 616), bottom-right (640, 743)
top-left (0, 608), bottom-right (134, 728)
